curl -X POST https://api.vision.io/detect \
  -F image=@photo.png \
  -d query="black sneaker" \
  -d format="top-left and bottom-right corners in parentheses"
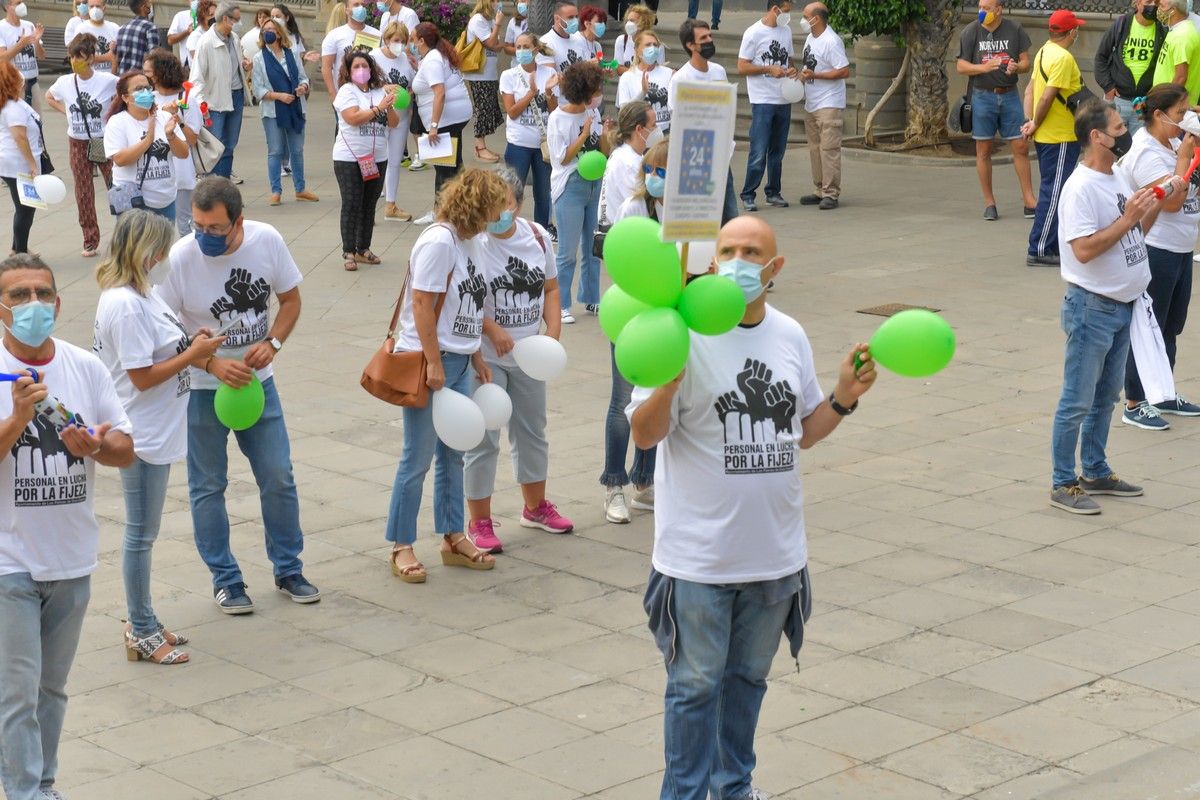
top-left (1023, 206), bottom-right (1036, 219)
top-left (276, 573), bottom-right (321, 604)
top-left (799, 194), bottom-right (822, 206)
top-left (743, 198), bottom-right (759, 212)
top-left (214, 583), bottom-right (254, 615)
top-left (1026, 254), bottom-right (1060, 267)
top-left (983, 205), bottom-right (998, 221)
top-left (765, 194), bottom-right (789, 208)
top-left (282, 164), bottom-right (292, 176)
top-left (819, 197), bottom-right (839, 210)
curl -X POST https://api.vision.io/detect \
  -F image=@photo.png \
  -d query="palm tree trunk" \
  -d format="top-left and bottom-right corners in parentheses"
top-left (902, 0), bottom-right (958, 145)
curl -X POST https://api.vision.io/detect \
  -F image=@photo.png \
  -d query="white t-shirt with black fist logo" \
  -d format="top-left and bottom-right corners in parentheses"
top-left (396, 223), bottom-right (486, 355)
top-left (157, 220), bottom-right (304, 390)
top-left (468, 219), bottom-right (556, 367)
top-left (333, 83), bottom-right (390, 162)
top-left (617, 64), bottom-right (674, 131)
top-left (737, 19), bottom-right (793, 105)
top-left (78, 20), bottom-right (122, 72)
top-left (499, 63), bottom-right (555, 148)
top-left (0, 19), bottom-right (39, 78)
top-left (369, 47), bottom-right (415, 95)
top-left (801, 25), bottom-right (848, 112)
top-left (547, 105), bottom-right (602, 201)
top-left (103, 109), bottom-right (187, 209)
top-left (1059, 165), bottom-right (1152, 303)
top-left (47, 71), bottom-right (119, 140)
top-left (627, 307), bottom-right (824, 584)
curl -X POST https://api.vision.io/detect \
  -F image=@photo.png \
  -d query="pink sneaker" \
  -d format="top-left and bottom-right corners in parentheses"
top-left (468, 518), bottom-right (503, 553)
top-left (520, 500), bottom-right (574, 534)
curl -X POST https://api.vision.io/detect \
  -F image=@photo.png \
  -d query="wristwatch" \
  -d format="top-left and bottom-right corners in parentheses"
top-left (829, 392), bottom-right (857, 416)
top-left (268, 337), bottom-right (283, 352)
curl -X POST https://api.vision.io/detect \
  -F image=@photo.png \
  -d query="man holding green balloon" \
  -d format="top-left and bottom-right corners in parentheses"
top-left (629, 216), bottom-right (876, 800)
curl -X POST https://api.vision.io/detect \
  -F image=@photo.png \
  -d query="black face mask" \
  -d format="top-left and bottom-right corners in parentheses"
top-left (1106, 129), bottom-right (1133, 158)
top-left (1143, 4), bottom-right (1158, 20)
top-left (699, 41), bottom-right (716, 59)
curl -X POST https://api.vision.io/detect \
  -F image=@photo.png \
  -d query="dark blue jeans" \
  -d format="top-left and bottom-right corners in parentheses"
top-left (686, 0), bottom-right (722, 24)
top-left (741, 103), bottom-right (790, 203)
top-left (601, 344), bottom-right (656, 487)
top-left (1028, 140), bottom-right (1080, 258)
top-left (722, 166), bottom-right (737, 226)
top-left (208, 88), bottom-right (245, 178)
top-left (505, 142), bottom-right (552, 229)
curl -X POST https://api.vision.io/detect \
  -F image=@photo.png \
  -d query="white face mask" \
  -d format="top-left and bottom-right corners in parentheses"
top-left (624, 20), bottom-right (636, 36)
top-left (642, 125), bottom-right (663, 149)
top-left (88, 6), bottom-right (104, 21)
top-left (795, 17), bottom-right (811, 34)
top-left (775, 10), bottom-right (790, 26)
top-left (271, 15), bottom-right (286, 27)
top-left (13, 2), bottom-right (28, 17)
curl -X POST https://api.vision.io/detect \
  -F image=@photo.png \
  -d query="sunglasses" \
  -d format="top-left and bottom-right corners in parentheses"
top-left (643, 165), bottom-right (665, 179)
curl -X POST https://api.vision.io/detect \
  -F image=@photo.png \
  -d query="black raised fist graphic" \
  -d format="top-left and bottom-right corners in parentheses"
top-left (764, 40), bottom-right (789, 66)
top-left (458, 261), bottom-right (487, 314)
top-left (645, 82), bottom-right (668, 107)
top-left (764, 379), bottom-right (796, 433)
top-left (737, 358), bottom-right (774, 421)
top-left (146, 138), bottom-right (172, 162)
top-left (210, 268), bottom-right (271, 318)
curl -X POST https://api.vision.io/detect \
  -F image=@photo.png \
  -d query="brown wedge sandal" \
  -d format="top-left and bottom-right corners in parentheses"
top-left (391, 546), bottom-right (427, 583)
top-left (440, 533), bottom-right (495, 570)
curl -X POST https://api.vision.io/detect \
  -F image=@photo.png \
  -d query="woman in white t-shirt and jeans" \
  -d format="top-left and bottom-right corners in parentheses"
top-left (143, 49), bottom-right (204, 236)
top-left (464, 0), bottom-right (506, 163)
top-left (499, 32), bottom-right (558, 228)
top-left (332, 50), bottom-right (399, 271)
top-left (93, 209), bottom-right (223, 665)
top-left (411, 23), bottom-right (473, 203)
top-left (1121, 84), bottom-right (1200, 427)
top-left (0, 62), bottom-right (43, 255)
top-left (384, 168), bottom-right (508, 583)
top-left (616, 29), bottom-right (672, 133)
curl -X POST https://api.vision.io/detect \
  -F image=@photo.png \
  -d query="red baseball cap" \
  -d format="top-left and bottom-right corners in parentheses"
top-left (1048, 9), bottom-right (1085, 33)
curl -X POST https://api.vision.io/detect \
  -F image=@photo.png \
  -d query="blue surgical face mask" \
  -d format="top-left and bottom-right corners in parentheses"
top-left (642, 45), bottom-right (657, 63)
top-left (2, 301), bottom-right (56, 348)
top-left (645, 174), bottom-right (665, 198)
top-left (350, 5), bottom-right (368, 22)
top-left (377, 0), bottom-right (387, 10)
top-left (263, 30), bottom-right (277, 44)
top-left (132, 88), bottom-right (155, 109)
top-left (77, 3), bottom-right (87, 14)
top-left (196, 229), bottom-right (230, 257)
top-left (717, 257), bottom-right (775, 302)
top-left (487, 209), bottom-right (515, 234)
top-left (593, 21), bottom-right (606, 36)
top-left (563, 16), bottom-right (579, 34)
top-left (516, 1), bottom-right (527, 13)
top-left (515, 48), bottom-right (533, 65)
top-left (409, 41), bottom-right (419, 56)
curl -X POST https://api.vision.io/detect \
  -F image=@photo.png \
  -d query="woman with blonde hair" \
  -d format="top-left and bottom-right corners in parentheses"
top-left (325, 2), bottom-right (347, 35)
top-left (384, 167), bottom-right (509, 583)
top-left (371, 19), bottom-right (416, 221)
top-left (465, 0), bottom-right (506, 163)
top-left (617, 29), bottom-right (672, 132)
top-left (93, 209), bottom-right (223, 665)
top-left (613, 3), bottom-right (653, 73)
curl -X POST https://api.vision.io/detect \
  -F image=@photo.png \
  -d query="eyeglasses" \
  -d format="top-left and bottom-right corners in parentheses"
top-left (643, 165), bottom-right (666, 178)
top-left (3, 288), bottom-right (56, 303)
top-left (192, 221), bottom-right (234, 236)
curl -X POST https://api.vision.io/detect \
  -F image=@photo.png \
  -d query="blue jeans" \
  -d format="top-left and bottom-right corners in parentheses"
top-left (505, 142), bottom-right (552, 228)
top-left (146, 200), bottom-right (175, 222)
top-left (661, 577), bottom-right (792, 800)
top-left (120, 458), bottom-right (172, 637)
top-left (385, 353), bottom-right (472, 544)
top-left (208, 88), bottom-right (245, 178)
top-left (0, 573), bottom-right (90, 800)
top-left (686, 0), bottom-right (722, 24)
top-left (187, 376), bottom-right (305, 589)
top-left (1029, 140), bottom-right (1080, 258)
top-left (554, 169), bottom-right (601, 309)
top-left (1051, 284), bottom-right (1133, 488)
top-left (1112, 96), bottom-right (1145, 136)
top-left (722, 166), bottom-right (738, 226)
top-left (741, 103), bottom-right (790, 202)
top-left (262, 116), bottom-right (307, 194)
top-left (601, 344), bottom-right (655, 487)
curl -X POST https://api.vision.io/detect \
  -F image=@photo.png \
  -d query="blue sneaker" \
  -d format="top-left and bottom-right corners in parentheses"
top-left (214, 583), bottom-right (254, 615)
top-left (276, 573), bottom-right (321, 604)
top-left (1122, 401), bottom-right (1170, 430)
top-left (1153, 395), bottom-right (1200, 416)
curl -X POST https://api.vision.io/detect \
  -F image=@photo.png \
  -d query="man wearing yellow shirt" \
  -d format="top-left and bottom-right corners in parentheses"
top-left (1095, 0), bottom-right (1167, 132)
top-left (1022, 9), bottom-right (1084, 268)
top-left (1153, 0), bottom-right (1200, 105)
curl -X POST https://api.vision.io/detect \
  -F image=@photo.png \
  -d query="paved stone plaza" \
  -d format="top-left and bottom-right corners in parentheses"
top-left (19, 95), bottom-right (1200, 799)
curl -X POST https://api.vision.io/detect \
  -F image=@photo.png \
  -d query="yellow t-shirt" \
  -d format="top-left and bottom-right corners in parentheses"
top-left (1033, 41), bottom-right (1082, 144)
top-left (1153, 22), bottom-right (1200, 105)
top-left (1123, 18), bottom-right (1157, 84)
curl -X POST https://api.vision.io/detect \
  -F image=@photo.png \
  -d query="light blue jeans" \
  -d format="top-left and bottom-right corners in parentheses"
top-left (661, 578), bottom-right (791, 800)
top-left (385, 353), bottom-right (473, 543)
top-left (554, 169), bottom-right (601, 309)
top-left (208, 88), bottom-right (245, 178)
top-left (120, 458), bottom-right (172, 637)
top-left (1051, 283), bottom-right (1133, 488)
top-left (186, 376), bottom-right (305, 589)
top-left (0, 573), bottom-right (90, 800)
top-left (262, 116), bottom-right (307, 194)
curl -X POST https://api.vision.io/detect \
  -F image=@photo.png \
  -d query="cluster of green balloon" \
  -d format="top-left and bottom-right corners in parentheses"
top-left (393, 89), bottom-right (411, 110)
top-left (578, 151), bottom-right (607, 181)
top-left (867, 309), bottom-right (956, 377)
top-left (600, 217), bottom-right (746, 387)
top-left (214, 375), bottom-right (266, 430)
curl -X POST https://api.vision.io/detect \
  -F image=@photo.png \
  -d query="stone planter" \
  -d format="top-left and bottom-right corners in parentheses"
top-left (851, 34), bottom-right (907, 135)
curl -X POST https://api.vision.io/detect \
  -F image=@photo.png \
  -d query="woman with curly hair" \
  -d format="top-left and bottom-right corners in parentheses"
top-left (383, 167), bottom-right (508, 584)
top-left (332, 49), bottom-right (398, 271)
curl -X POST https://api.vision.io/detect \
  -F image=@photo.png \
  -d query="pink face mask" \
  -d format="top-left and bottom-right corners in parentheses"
top-left (352, 67), bottom-right (371, 85)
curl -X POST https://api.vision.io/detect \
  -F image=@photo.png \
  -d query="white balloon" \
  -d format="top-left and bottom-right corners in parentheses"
top-left (32, 175), bottom-right (67, 205)
top-left (677, 240), bottom-right (716, 275)
top-left (472, 383), bottom-right (512, 430)
top-left (512, 335), bottom-right (568, 381)
top-left (781, 78), bottom-right (805, 105)
top-left (432, 389), bottom-right (486, 451)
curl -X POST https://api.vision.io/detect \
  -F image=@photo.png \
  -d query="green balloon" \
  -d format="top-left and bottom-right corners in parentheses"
top-left (214, 374), bottom-right (266, 430)
top-left (578, 150), bottom-right (607, 181)
top-left (394, 89), bottom-right (411, 110)
top-left (677, 275), bottom-right (746, 335)
top-left (599, 284), bottom-right (652, 342)
top-left (602, 216), bottom-right (682, 308)
top-left (615, 308), bottom-right (690, 388)
top-left (869, 309), bottom-right (956, 377)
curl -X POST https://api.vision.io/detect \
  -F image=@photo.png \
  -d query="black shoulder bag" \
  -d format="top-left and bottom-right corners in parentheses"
top-left (1038, 51), bottom-right (1095, 113)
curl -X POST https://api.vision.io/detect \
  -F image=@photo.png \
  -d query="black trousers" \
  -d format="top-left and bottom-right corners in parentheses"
top-left (432, 121), bottom-right (468, 198)
top-left (2, 177), bottom-right (36, 254)
top-left (333, 159), bottom-right (387, 254)
top-left (1125, 244), bottom-right (1193, 402)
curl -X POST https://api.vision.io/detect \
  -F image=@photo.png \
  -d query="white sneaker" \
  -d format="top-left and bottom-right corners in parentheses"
top-left (630, 484), bottom-right (654, 510)
top-left (413, 211), bottom-right (434, 225)
top-left (605, 486), bottom-right (631, 524)
top-left (561, 308), bottom-right (576, 324)
top-left (408, 158), bottom-right (426, 171)
top-left (40, 789), bottom-right (68, 800)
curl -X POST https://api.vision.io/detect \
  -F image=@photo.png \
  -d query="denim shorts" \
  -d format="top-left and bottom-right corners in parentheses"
top-left (972, 87), bottom-right (1024, 141)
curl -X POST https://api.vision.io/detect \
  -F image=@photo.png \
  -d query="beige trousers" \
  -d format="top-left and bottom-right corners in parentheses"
top-left (804, 107), bottom-right (843, 199)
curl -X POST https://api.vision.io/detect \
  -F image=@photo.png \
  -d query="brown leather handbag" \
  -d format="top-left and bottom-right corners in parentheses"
top-left (360, 259), bottom-right (452, 408)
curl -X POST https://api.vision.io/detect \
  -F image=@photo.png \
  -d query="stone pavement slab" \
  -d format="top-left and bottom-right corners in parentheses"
top-left (17, 93), bottom-right (1200, 799)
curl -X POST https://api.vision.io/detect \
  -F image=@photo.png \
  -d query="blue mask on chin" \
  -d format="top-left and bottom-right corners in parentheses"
top-left (487, 210), bottom-right (515, 234)
top-left (2, 301), bottom-right (56, 348)
top-left (196, 229), bottom-right (230, 257)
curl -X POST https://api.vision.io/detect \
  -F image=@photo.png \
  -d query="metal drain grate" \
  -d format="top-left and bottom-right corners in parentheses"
top-left (856, 303), bottom-right (942, 317)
